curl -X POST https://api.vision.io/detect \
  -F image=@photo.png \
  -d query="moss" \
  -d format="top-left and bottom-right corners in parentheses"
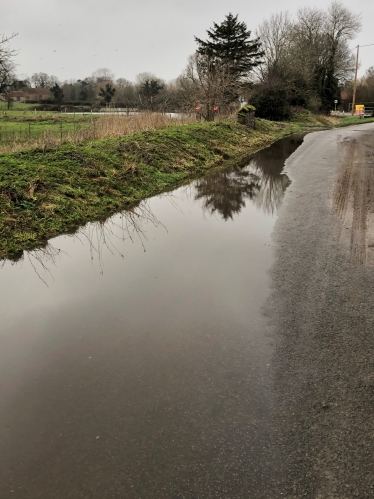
top-left (0, 119), bottom-right (300, 259)
top-left (238, 104), bottom-right (256, 115)
top-left (237, 105), bottom-right (256, 125)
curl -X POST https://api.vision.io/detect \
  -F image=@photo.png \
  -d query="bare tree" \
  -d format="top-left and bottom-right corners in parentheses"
top-left (31, 72), bottom-right (50, 88)
top-left (178, 53), bottom-right (240, 120)
top-left (0, 33), bottom-right (17, 92)
top-left (135, 72), bottom-right (159, 86)
top-left (92, 68), bottom-right (115, 83)
top-left (343, 66), bottom-right (374, 105)
top-left (254, 2), bottom-right (361, 113)
top-left (255, 12), bottom-right (293, 81)
top-left (46, 75), bottom-right (60, 89)
top-left (116, 78), bottom-right (131, 88)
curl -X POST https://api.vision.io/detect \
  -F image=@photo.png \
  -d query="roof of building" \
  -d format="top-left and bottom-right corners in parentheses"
top-left (21, 87), bottom-right (50, 95)
top-left (8, 91), bottom-right (28, 97)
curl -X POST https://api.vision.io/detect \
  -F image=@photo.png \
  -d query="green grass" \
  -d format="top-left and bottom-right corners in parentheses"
top-left (334, 116), bottom-right (374, 127)
top-left (0, 119), bottom-right (300, 260)
top-left (291, 110), bottom-right (374, 128)
top-left (0, 112), bottom-right (95, 141)
top-left (0, 102), bottom-right (40, 111)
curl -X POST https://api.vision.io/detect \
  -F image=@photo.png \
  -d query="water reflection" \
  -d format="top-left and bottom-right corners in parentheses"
top-left (194, 134), bottom-right (304, 219)
top-left (0, 135), bottom-right (304, 277)
top-left (0, 133), bottom-right (307, 498)
top-left (0, 201), bottom-right (165, 284)
top-left (194, 169), bottom-right (261, 220)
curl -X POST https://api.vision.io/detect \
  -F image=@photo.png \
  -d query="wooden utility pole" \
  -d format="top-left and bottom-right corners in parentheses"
top-left (351, 45), bottom-right (359, 116)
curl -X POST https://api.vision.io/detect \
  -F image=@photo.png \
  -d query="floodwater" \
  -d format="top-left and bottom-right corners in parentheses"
top-left (0, 135), bottom-right (304, 498)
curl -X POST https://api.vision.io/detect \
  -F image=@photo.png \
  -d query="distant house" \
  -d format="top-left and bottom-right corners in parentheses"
top-left (7, 90), bottom-right (28, 102)
top-left (7, 87), bottom-right (51, 102)
top-left (22, 88), bottom-right (51, 101)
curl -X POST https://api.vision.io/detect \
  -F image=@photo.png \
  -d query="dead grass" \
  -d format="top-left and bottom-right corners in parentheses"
top-left (0, 112), bottom-right (198, 154)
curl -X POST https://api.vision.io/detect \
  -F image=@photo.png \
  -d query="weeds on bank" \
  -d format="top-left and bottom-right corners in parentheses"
top-left (0, 119), bottom-right (300, 260)
top-left (334, 116), bottom-right (374, 127)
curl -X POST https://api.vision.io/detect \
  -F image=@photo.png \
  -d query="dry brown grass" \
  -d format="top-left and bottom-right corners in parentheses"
top-left (0, 112), bottom-right (198, 154)
top-left (314, 114), bottom-right (340, 126)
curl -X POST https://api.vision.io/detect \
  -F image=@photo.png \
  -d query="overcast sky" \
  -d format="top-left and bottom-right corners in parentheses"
top-left (2, 0), bottom-right (373, 83)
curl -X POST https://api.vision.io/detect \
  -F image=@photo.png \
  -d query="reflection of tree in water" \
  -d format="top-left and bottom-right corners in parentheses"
top-left (194, 169), bottom-right (261, 220)
top-left (0, 201), bottom-right (165, 284)
top-left (76, 201), bottom-right (164, 267)
top-left (194, 134), bottom-right (304, 219)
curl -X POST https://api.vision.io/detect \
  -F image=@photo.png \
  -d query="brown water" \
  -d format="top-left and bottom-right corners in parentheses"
top-left (0, 134), bottom-right (304, 498)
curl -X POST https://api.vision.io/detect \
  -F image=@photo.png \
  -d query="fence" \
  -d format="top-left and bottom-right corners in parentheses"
top-left (0, 113), bottom-right (197, 154)
top-left (0, 123), bottom-right (89, 144)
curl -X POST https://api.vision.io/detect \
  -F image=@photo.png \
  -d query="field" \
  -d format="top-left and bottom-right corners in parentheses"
top-left (0, 107), bottom-right (94, 147)
top-left (0, 105), bottom-right (196, 153)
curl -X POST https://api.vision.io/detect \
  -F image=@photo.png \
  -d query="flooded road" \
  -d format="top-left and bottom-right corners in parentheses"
top-left (0, 135), bottom-right (303, 498)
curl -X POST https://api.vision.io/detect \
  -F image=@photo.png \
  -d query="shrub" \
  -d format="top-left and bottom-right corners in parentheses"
top-left (250, 86), bottom-right (291, 121)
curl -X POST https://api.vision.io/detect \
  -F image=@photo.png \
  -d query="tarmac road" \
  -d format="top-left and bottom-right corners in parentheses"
top-left (267, 122), bottom-right (374, 498)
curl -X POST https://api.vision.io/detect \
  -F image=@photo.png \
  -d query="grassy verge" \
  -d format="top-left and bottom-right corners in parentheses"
top-left (333, 116), bottom-right (374, 127)
top-left (0, 119), bottom-right (300, 260)
top-left (290, 110), bottom-right (374, 128)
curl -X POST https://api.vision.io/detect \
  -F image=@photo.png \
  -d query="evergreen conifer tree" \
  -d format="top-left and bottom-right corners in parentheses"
top-left (99, 83), bottom-right (116, 104)
top-left (51, 83), bottom-right (64, 104)
top-left (195, 13), bottom-right (263, 80)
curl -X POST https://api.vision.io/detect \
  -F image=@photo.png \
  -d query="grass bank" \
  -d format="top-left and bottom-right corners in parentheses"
top-left (0, 119), bottom-right (300, 260)
top-left (290, 110), bottom-right (374, 128)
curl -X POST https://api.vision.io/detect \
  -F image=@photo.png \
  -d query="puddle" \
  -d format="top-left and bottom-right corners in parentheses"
top-left (0, 134), bottom-right (304, 497)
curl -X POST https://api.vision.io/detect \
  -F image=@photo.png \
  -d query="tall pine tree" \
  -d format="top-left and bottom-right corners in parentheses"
top-left (195, 13), bottom-right (263, 81)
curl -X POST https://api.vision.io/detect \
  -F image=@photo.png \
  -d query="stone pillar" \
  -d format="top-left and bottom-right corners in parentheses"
top-left (245, 110), bottom-right (255, 129)
top-left (237, 106), bottom-right (256, 129)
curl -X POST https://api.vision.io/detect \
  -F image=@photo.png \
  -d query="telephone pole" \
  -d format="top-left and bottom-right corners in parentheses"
top-left (351, 43), bottom-right (374, 116)
top-left (351, 45), bottom-right (359, 116)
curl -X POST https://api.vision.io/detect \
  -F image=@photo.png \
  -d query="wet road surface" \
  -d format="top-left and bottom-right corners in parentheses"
top-left (267, 123), bottom-right (374, 498)
top-left (0, 126), bottom-right (373, 497)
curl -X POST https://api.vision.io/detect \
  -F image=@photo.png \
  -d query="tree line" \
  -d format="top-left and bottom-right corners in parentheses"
top-left (1, 2), bottom-right (373, 119)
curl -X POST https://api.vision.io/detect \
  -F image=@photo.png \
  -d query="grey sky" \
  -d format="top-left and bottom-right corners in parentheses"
top-left (2, 0), bottom-right (373, 83)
